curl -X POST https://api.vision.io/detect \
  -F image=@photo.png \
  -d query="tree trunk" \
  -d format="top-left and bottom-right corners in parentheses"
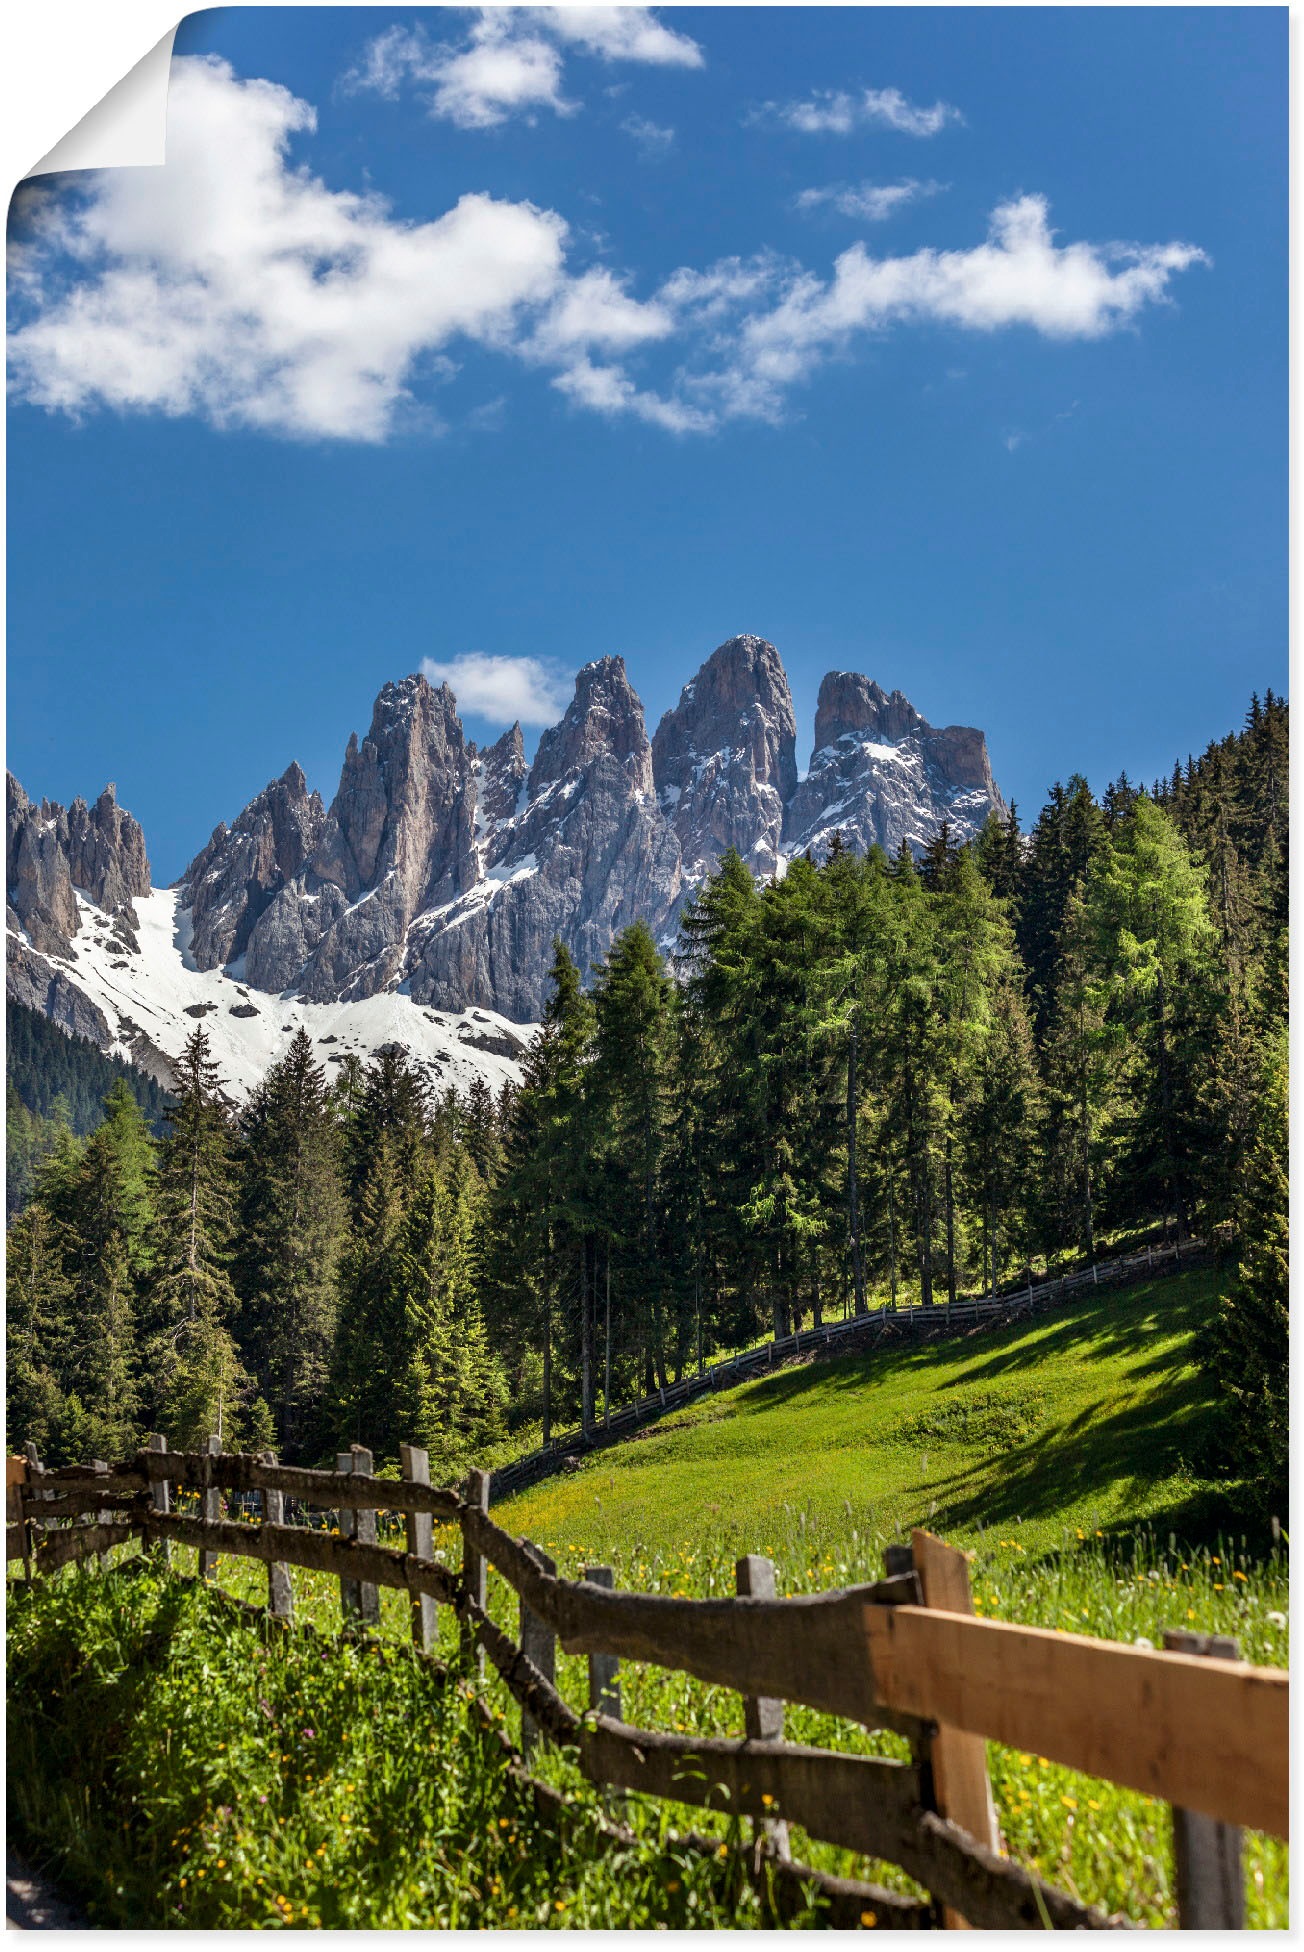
top-left (604, 1254), bottom-right (612, 1429)
top-left (944, 1136), bottom-right (957, 1307)
top-left (580, 1238), bottom-right (592, 1435)
top-left (848, 1020), bottom-right (867, 1315)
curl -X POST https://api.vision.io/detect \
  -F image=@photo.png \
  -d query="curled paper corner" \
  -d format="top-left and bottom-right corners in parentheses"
top-left (27, 24), bottom-right (179, 179)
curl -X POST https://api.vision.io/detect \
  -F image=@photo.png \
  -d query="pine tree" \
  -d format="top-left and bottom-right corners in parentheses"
top-left (1200, 1026), bottom-right (1288, 1518)
top-left (1086, 796), bottom-right (1214, 1238)
top-left (590, 922), bottom-right (676, 1396)
top-left (146, 1029), bottom-right (247, 1448)
top-left (56, 1082), bottom-right (156, 1457)
top-left (5, 1199), bottom-right (72, 1457)
top-left (235, 1031), bottom-right (344, 1459)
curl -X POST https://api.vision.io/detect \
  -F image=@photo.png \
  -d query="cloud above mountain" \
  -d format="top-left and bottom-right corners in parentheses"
top-left (420, 653), bottom-right (570, 726)
top-left (7, 57), bottom-right (1207, 442)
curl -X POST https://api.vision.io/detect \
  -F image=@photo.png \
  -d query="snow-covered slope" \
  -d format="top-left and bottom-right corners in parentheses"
top-left (19, 886), bottom-right (534, 1101)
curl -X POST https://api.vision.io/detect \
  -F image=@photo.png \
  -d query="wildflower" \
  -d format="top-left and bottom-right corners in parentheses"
top-left (1087, 1798), bottom-right (1101, 1811)
top-left (1214, 1584), bottom-right (1225, 1592)
top-left (1134, 1635), bottom-right (1154, 1651)
top-left (1212, 1556), bottom-right (1221, 1567)
top-left (1061, 1795), bottom-right (1078, 1811)
top-left (1234, 1571), bottom-right (1248, 1583)
top-left (761, 1794), bottom-right (776, 1808)
top-left (860, 1911), bottom-right (877, 1927)
top-left (1267, 1610), bottom-right (1287, 1627)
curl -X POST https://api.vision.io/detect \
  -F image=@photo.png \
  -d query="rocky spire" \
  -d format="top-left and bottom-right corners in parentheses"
top-left (245, 674), bottom-right (480, 1000)
top-left (180, 762), bottom-right (325, 970)
top-left (652, 633), bottom-right (797, 884)
top-left (7, 771), bottom-right (149, 959)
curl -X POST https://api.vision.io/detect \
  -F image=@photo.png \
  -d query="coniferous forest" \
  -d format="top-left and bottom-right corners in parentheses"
top-left (6, 694), bottom-right (1287, 1514)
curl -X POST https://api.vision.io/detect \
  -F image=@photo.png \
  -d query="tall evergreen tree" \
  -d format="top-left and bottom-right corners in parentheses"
top-left (235, 1031), bottom-right (344, 1459)
top-left (146, 1029), bottom-right (247, 1448)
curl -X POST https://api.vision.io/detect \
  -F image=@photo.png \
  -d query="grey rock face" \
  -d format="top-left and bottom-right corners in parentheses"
top-left (407, 657), bottom-right (682, 1018)
top-left (75, 641), bottom-right (1002, 1032)
top-left (7, 773), bottom-right (150, 960)
top-left (652, 634), bottom-right (797, 889)
top-left (7, 937), bottom-right (113, 1045)
top-left (245, 675), bottom-right (479, 1001)
top-left (783, 671), bottom-right (1005, 861)
top-left (180, 762), bottom-right (325, 970)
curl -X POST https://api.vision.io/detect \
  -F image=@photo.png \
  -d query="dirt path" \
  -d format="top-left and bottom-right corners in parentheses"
top-left (6, 1849), bottom-right (91, 1932)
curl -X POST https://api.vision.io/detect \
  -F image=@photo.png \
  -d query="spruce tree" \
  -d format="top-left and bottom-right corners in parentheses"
top-left (146, 1029), bottom-right (247, 1448)
top-left (235, 1030), bottom-right (344, 1459)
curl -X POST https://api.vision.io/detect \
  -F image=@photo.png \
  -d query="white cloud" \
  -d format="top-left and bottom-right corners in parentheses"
top-left (551, 356), bottom-right (713, 432)
top-left (7, 56), bottom-right (568, 439)
top-left (529, 266), bottom-right (674, 358)
top-left (346, 7), bottom-right (700, 129)
top-left (7, 58), bottom-right (1207, 449)
top-left (621, 113), bottom-right (676, 155)
top-left (795, 179), bottom-right (946, 222)
top-left (760, 85), bottom-right (962, 137)
top-left (725, 195), bottom-right (1208, 417)
top-left (421, 653), bottom-right (570, 726)
top-left (530, 8), bottom-right (702, 67)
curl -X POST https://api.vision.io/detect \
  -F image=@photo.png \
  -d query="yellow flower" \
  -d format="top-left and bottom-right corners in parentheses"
top-left (761, 1793), bottom-right (776, 1808)
top-left (1061, 1795), bottom-right (1078, 1811)
top-left (860, 1910), bottom-right (877, 1927)
top-left (1212, 1556), bottom-right (1221, 1567)
top-left (1234, 1571), bottom-right (1248, 1582)
top-left (1214, 1584), bottom-right (1225, 1592)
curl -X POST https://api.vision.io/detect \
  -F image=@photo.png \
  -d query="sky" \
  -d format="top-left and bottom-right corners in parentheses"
top-left (7, 5), bottom-right (1286, 885)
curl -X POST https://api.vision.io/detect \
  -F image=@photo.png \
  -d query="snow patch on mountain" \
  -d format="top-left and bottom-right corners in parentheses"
top-left (13, 886), bottom-right (534, 1101)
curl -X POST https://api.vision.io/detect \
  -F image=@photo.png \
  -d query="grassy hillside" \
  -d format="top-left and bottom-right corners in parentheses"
top-left (499, 1267), bottom-right (1243, 1566)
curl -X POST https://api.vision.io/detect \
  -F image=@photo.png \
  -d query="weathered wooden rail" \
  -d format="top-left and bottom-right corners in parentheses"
top-left (492, 1237), bottom-right (1203, 1500)
top-left (7, 1432), bottom-right (1283, 1931)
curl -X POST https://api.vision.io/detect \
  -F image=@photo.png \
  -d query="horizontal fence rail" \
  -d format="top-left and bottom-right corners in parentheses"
top-left (491, 1238), bottom-right (1203, 1500)
top-left (7, 1435), bottom-right (1283, 1932)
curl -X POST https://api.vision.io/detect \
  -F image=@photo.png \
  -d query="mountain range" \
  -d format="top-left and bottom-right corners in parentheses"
top-left (7, 635), bottom-right (1005, 1095)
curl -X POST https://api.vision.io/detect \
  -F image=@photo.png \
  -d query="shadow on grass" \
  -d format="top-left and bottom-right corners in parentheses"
top-left (720, 1269), bottom-right (1215, 1422)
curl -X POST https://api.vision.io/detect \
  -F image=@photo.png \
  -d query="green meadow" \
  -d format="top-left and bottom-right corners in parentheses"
top-left (499, 1267), bottom-right (1245, 1563)
top-left (9, 1268), bottom-right (1288, 1928)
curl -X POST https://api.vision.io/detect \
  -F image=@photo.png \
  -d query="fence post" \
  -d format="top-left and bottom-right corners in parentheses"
top-left (146, 1434), bottom-right (172, 1568)
top-left (7, 1454), bottom-right (31, 1578)
top-left (1163, 1630), bottom-right (1245, 1928)
top-left (519, 1542), bottom-right (558, 1758)
top-left (584, 1566), bottom-right (620, 1718)
top-left (91, 1460), bottom-right (113, 1559)
top-left (460, 1467), bottom-right (490, 1676)
top-left (908, 1529), bottom-right (1002, 1929)
top-left (400, 1442), bottom-right (436, 1654)
top-left (736, 1554), bottom-right (791, 1863)
top-left (198, 1433), bottom-right (221, 1581)
top-left (336, 1446), bottom-right (380, 1627)
top-left (258, 1450), bottom-right (293, 1620)
top-left (23, 1441), bottom-right (46, 1564)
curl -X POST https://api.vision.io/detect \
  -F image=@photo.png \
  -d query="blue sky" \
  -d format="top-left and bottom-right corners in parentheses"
top-left (7, 5), bottom-right (1285, 883)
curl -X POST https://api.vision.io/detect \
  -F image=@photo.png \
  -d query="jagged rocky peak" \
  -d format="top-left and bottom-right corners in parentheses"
top-left (652, 634), bottom-right (798, 880)
top-left (814, 672), bottom-right (925, 749)
top-left (785, 671), bottom-right (1005, 862)
top-left (244, 673), bottom-right (481, 1002)
top-left (478, 722), bottom-right (527, 831)
top-left (529, 656), bottom-right (652, 796)
top-left (312, 673), bottom-right (476, 904)
top-left (180, 761), bottom-right (326, 971)
top-left (7, 771), bottom-right (150, 959)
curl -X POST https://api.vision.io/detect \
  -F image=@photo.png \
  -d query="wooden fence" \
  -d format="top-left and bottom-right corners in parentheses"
top-left (493, 1237), bottom-right (1203, 1500)
top-left (7, 1436), bottom-right (1285, 1932)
